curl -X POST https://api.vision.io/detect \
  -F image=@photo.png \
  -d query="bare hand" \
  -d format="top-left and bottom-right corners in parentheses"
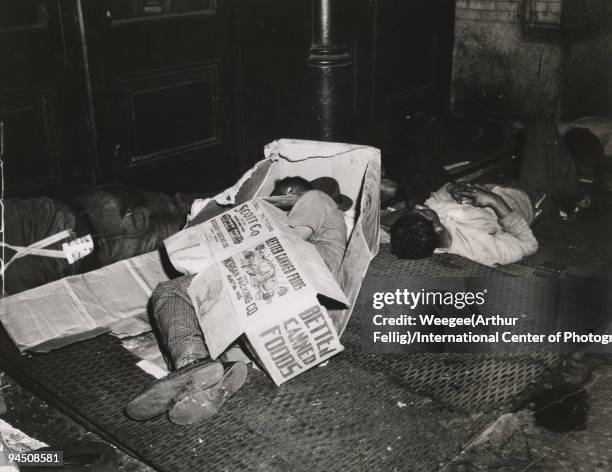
top-left (463, 189), bottom-right (500, 208)
top-left (448, 182), bottom-right (512, 218)
top-left (448, 183), bottom-right (499, 208)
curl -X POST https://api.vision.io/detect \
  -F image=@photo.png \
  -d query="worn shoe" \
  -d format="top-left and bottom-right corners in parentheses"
top-left (125, 360), bottom-right (224, 421)
top-left (168, 361), bottom-right (248, 425)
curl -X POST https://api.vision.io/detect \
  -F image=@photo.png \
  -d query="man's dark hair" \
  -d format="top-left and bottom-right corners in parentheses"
top-left (271, 176), bottom-right (313, 196)
top-left (390, 212), bottom-right (438, 259)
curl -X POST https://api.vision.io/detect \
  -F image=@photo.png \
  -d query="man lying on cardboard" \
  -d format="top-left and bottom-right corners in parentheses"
top-left (126, 176), bottom-right (351, 425)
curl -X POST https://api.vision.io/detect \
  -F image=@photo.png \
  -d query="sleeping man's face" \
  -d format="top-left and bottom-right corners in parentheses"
top-left (271, 182), bottom-right (310, 198)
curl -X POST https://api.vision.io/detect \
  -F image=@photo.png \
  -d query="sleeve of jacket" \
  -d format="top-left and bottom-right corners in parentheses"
top-left (287, 190), bottom-right (332, 233)
top-left (446, 210), bottom-right (538, 266)
top-left (494, 210), bottom-right (539, 264)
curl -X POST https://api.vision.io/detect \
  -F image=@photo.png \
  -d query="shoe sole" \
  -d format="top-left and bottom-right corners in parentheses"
top-left (126, 361), bottom-right (224, 420)
top-left (168, 361), bottom-right (248, 425)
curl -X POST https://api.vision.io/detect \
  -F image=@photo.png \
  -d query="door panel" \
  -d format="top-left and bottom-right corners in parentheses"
top-left (118, 62), bottom-right (221, 165)
top-left (108, 0), bottom-right (216, 23)
top-left (87, 0), bottom-right (239, 194)
top-left (0, 86), bottom-right (60, 193)
top-left (0, 0), bottom-right (93, 198)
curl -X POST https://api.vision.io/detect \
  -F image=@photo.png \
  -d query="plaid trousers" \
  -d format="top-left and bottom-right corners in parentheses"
top-left (151, 275), bottom-right (209, 370)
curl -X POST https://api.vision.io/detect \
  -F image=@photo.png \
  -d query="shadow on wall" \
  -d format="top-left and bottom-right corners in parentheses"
top-left (451, 10), bottom-right (563, 118)
top-left (564, 32), bottom-right (612, 118)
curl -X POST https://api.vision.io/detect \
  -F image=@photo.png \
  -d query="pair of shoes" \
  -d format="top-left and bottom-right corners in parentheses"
top-left (169, 361), bottom-right (248, 425)
top-left (125, 361), bottom-right (247, 424)
top-left (126, 360), bottom-right (224, 421)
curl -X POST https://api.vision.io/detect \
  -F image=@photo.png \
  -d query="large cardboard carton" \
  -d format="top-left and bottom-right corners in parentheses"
top-left (0, 139), bottom-right (380, 382)
top-left (166, 199), bottom-right (349, 384)
top-left (165, 139), bottom-right (380, 384)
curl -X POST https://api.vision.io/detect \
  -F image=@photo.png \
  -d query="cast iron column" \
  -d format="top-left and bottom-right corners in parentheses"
top-left (307, 0), bottom-right (353, 141)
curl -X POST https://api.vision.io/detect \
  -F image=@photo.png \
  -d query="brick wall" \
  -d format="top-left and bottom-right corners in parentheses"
top-left (456, 0), bottom-right (520, 23)
top-left (451, 0), bottom-right (564, 118)
top-left (455, 0), bottom-right (562, 24)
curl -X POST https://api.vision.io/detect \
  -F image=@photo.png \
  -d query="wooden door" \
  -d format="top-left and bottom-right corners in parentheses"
top-left (375, 0), bottom-right (455, 117)
top-left (0, 0), bottom-right (94, 198)
top-left (235, 0), bottom-right (311, 162)
top-left (84, 0), bottom-right (240, 194)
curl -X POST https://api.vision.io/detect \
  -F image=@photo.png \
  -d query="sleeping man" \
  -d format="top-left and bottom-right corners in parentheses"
top-left (126, 176), bottom-right (350, 425)
top-left (390, 116), bottom-right (589, 267)
top-left (390, 181), bottom-right (538, 267)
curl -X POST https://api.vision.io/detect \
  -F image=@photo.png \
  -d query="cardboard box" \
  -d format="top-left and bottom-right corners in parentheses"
top-left (0, 139), bottom-right (380, 383)
top-left (166, 139), bottom-right (380, 384)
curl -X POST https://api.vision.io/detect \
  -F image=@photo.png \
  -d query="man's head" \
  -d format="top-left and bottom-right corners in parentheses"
top-left (271, 177), bottom-right (313, 198)
top-left (390, 206), bottom-right (443, 259)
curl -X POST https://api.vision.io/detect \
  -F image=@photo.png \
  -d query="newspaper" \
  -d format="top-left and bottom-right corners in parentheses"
top-left (165, 199), bottom-right (349, 385)
top-left (0, 251), bottom-right (169, 352)
top-left (121, 332), bottom-right (169, 376)
top-left (0, 138), bottom-right (380, 375)
top-left (1, 419), bottom-right (47, 471)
